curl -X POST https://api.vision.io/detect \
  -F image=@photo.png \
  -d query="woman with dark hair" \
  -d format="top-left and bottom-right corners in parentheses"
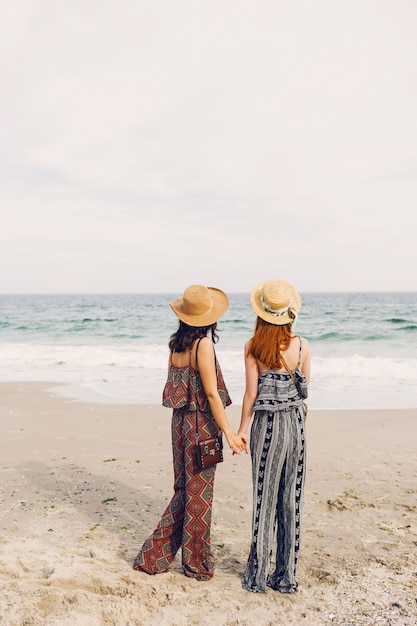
top-left (238, 279), bottom-right (311, 594)
top-left (133, 284), bottom-right (246, 581)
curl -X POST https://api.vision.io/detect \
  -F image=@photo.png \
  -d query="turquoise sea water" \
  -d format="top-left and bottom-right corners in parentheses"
top-left (0, 292), bottom-right (416, 409)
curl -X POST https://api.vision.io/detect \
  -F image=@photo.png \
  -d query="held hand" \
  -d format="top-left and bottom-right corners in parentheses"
top-left (225, 431), bottom-right (246, 455)
top-left (240, 433), bottom-right (249, 454)
top-left (233, 432), bottom-right (249, 455)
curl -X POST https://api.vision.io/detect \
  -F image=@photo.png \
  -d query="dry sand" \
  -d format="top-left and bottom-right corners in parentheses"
top-left (0, 382), bottom-right (416, 626)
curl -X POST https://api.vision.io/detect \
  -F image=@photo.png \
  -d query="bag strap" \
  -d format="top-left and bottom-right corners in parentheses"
top-left (194, 337), bottom-right (204, 437)
top-left (281, 354), bottom-right (297, 387)
top-left (281, 353), bottom-right (302, 399)
top-left (194, 337), bottom-right (218, 438)
top-left (194, 337), bottom-right (204, 370)
top-left (282, 337), bottom-right (302, 395)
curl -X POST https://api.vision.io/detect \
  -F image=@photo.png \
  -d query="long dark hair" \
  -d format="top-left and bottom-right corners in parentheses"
top-left (169, 320), bottom-right (219, 353)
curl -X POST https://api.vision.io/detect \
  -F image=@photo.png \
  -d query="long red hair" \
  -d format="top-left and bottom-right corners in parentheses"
top-left (248, 317), bottom-right (293, 369)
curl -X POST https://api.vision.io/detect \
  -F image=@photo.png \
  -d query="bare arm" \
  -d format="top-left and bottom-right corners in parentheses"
top-left (237, 340), bottom-right (258, 452)
top-left (196, 337), bottom-right (246, 454)
top-left (300, 337), bottom-right (311, 384)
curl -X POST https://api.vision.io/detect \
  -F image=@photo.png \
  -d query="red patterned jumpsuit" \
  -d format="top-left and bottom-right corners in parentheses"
top-left (133, 339), bottom-right (231, 580)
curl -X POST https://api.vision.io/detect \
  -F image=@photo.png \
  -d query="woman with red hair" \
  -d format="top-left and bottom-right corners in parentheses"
top-left (238, 279), bottom-right (311, 594)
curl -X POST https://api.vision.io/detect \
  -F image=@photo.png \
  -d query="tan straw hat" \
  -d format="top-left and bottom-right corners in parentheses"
top-left (169, 284), bottom-right (229, 327)
top-left (251, 279), bottom-right (301, 325)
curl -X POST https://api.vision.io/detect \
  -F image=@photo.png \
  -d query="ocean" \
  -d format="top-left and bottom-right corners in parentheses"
top-left (0, 292), bottom-right (416, 410)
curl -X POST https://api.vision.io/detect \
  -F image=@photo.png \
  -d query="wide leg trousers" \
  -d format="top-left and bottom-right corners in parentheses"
top-left (242, 406), bottom-right (306, 593)
top-left (133, 408), bottom-right (217, 580)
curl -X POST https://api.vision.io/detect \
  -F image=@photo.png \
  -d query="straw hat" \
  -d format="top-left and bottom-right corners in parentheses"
top-left (169, 284), bottom-right (229, 327)
top-left (251, 279), bottom-right (301, 325)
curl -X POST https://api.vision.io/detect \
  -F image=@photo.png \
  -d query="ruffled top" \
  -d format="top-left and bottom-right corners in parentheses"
top-left (252, 368), bottom-right (307, 412)
top-left (252, 336), bottom-right (308, 412)
top-left (162, 355), bottom-right (231, 415)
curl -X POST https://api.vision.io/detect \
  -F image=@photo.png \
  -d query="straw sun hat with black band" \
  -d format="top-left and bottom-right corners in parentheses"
top-left (169, 284), bottom-right (229, 327)
top-left (251, 279), bottom-right (301, 325)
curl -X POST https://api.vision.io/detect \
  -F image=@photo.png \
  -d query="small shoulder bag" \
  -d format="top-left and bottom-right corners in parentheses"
top-left (194, 338), bottom-right (224, 470)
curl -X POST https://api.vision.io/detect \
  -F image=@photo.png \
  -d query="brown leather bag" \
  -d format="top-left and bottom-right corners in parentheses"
top-left (196, 435), bottom-right (223, 469)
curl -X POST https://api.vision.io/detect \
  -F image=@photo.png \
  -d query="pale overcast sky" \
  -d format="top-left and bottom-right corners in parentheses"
top-left (1, 0), bottom-right (416, 294)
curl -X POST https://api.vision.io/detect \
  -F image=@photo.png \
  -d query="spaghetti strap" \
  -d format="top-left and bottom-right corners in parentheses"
top-left (195, 336), bottom-right (218, 372)
top-left (296, 336), bottom-right (303, 368)
top-left (194, 337), bottom-right (204, 369)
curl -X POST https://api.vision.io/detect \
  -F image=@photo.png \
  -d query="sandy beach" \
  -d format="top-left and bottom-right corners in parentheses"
top-left (0, 382), bottom-right (416, 626)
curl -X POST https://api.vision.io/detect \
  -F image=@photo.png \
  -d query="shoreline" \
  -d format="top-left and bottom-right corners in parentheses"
top-left (0, 382), bottom-right (416, 625)
top-left (3, 378), bottom-right (417, 412)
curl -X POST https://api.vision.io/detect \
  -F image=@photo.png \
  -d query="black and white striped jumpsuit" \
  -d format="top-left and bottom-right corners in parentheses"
top-left (242, 339), bottom-right (307, 594)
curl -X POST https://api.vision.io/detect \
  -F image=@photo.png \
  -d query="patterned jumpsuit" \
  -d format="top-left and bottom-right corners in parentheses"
top-left (133, 341), bottom-right (231, 580)
top-left (242, 338), bottom-right (307, 594)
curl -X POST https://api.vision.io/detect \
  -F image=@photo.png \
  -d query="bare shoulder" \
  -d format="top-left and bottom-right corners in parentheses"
top-left (195, 336), bottom-right (215, 357)
top-left (244, 338), bottom-right (254, 356)
top-left (192, 336), bottom-right (215, 370)
top-left (298, 336), bottom-right (311, 356)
